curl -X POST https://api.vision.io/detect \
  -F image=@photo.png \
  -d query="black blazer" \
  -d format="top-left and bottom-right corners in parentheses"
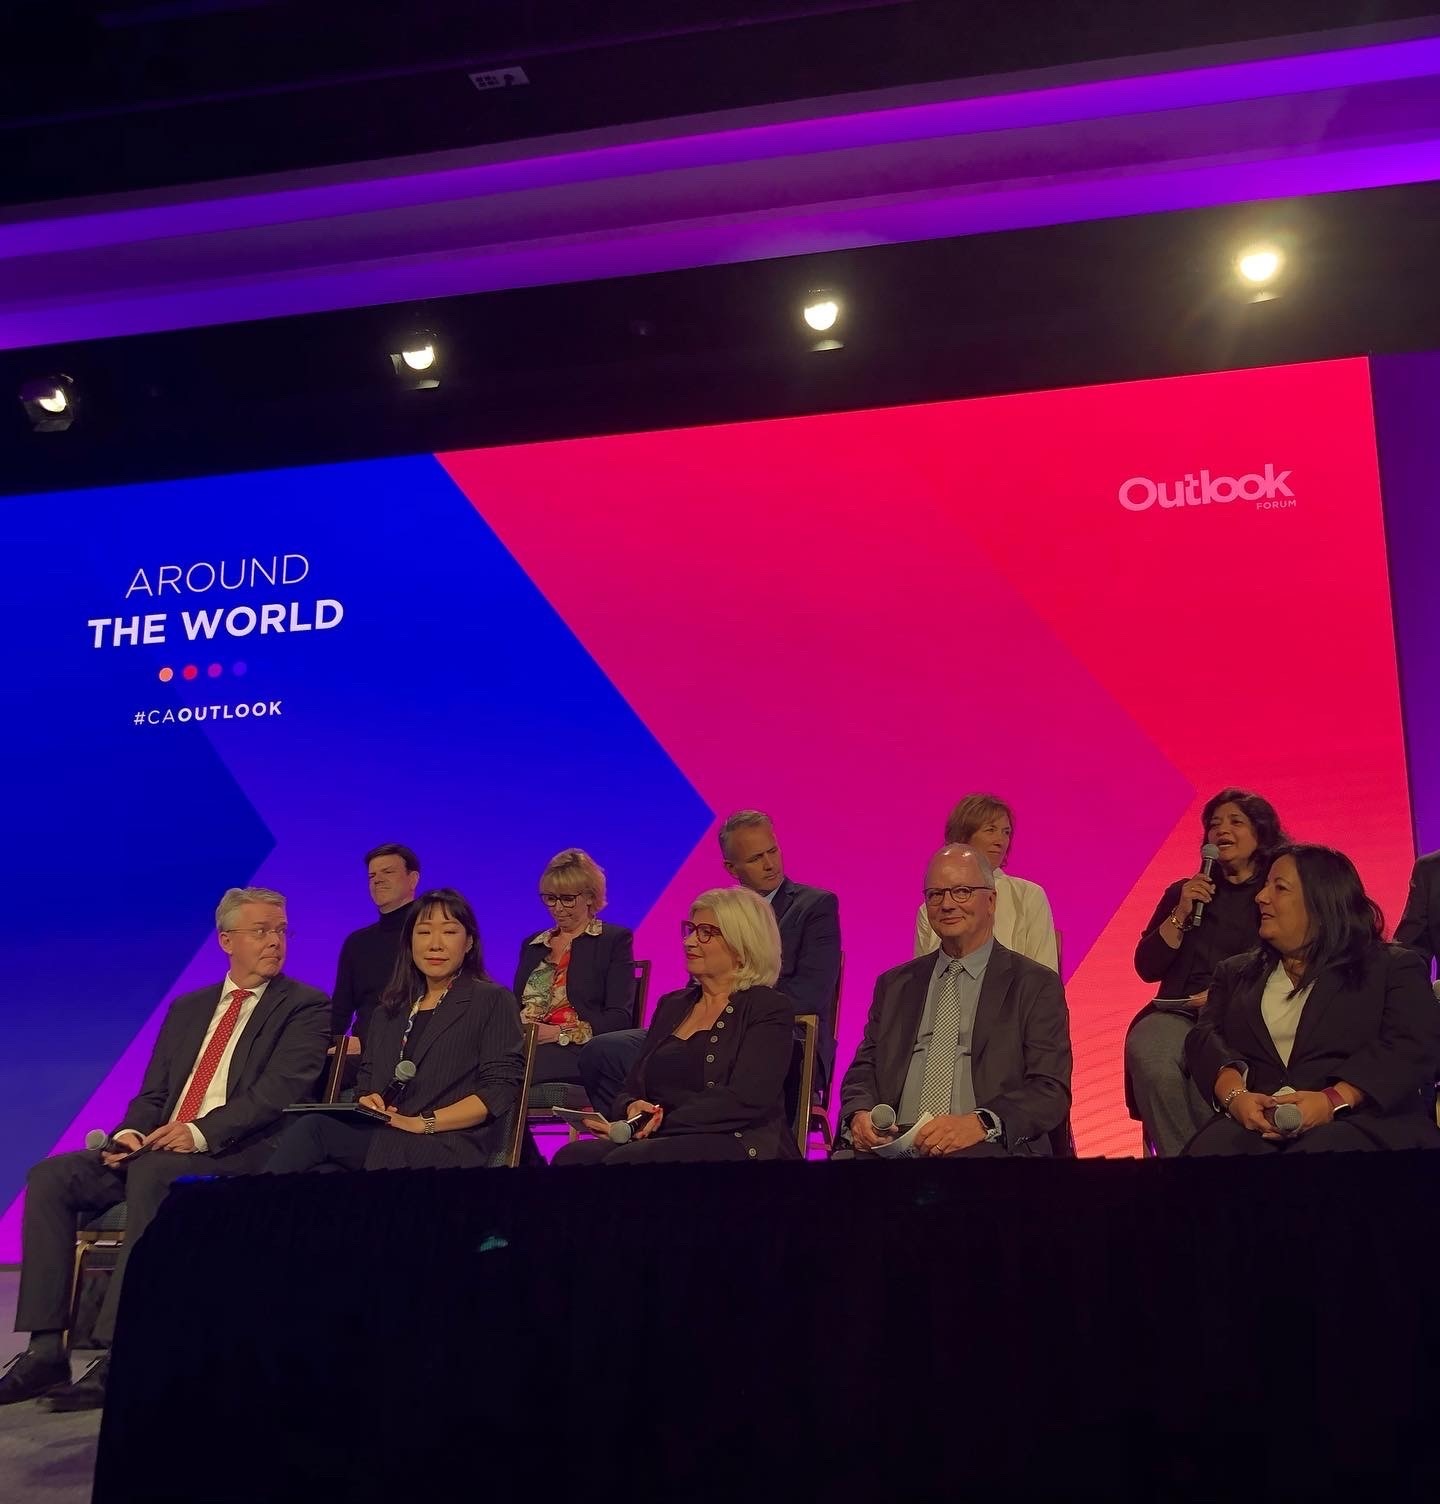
top-left (357, 975), bottom-right (525, 1169)
top-left (115, 975), bottom-right (330, 1159)
top-left (838, 941), bottom-right (1073, 1154)
top-left (616, 983), bottom-right (801, 1161)
top-left (1397, 852), bottom-right (1440, 974)
top-left (1185, 943), bottom-right (1440, 1150)
top-left (513, 922), bottom-right (636, 1035)
top-left (771, 877), bottom-right (842, 1077)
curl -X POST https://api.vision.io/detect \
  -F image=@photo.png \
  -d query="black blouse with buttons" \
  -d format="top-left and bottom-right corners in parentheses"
top-left (614, 984), bottom-right (802, 1161)
top-left (645, 1031), bottom-right (711, 1104)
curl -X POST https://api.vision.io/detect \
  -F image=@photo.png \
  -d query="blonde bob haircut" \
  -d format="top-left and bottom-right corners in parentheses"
top-left (539, 848), bottom-right (607, 912)
top-left (691, 886), bottom-right (781, 990)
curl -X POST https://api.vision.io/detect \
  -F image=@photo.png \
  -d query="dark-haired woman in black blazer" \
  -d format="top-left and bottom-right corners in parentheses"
top-left (267, 888), bottom-right (525, 1172)
top-left (554, 886), bottom-right (800, 1166)
top-left (1184, 845), bottom-right (1440, 1155)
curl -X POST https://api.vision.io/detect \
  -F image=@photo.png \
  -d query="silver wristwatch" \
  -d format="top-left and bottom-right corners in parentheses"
top-left (422, 1113), bottom-right (437, 1135)
top-left (974, 1108), bottom-right (1004, 1144)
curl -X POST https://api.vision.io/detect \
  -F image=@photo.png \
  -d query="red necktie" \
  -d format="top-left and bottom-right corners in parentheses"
top-left (176, 989), bottom-right (253, 1124)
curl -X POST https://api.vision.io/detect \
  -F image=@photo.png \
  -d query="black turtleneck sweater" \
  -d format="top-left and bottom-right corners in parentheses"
top-left (331, 902), bottom-right (415, 1041)
top-left (1134, 872), bottom-right (1263, 998)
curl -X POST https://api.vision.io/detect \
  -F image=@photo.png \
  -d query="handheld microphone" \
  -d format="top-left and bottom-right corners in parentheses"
top-left (1270, 1102), bottom-right (1303, 1134)
top-left (870, 1103), bottom-right (897, 1134)
top-left (383, 1059), bottom-right (417, 1106)
top-left (1190, 844), bottom-right (1222, 928)
top-left (85, 1130), bottom-right (109, 1152)
top-left (607, 1108), bottom-right (657, 1145)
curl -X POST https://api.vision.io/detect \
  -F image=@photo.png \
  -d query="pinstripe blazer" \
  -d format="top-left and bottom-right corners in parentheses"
top-left (356, 975), bottom-right (525, 1169)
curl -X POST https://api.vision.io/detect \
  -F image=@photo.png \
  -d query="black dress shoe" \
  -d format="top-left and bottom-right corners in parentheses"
top-left (0, 1350), bottom-right (71, 1405)
top-left (36, 1354), bottom-right (109, 1412)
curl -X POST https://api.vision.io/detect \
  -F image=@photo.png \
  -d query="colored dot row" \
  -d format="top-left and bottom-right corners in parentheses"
top-left (157, 663), bottom-right (248, 682)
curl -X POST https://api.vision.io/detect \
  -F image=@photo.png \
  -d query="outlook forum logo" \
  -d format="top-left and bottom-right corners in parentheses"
top-left (1118, 464), bottom-right (1295, 513)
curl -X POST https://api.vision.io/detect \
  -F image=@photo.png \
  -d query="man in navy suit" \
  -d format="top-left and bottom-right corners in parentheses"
top-left (1397, 850), bottom-right (1440, 980)
top-left (0, 886), bottom-right (328, 1412)
top-left (579, 809), bottom-right (842, 1114)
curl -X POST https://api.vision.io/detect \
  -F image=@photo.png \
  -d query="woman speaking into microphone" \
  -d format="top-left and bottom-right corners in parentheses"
top-left (266, 889), bottom-right (525, 1172)
top-left (554, 887), bottom-right (800, 1166)
top-left (1124, 789), bottom-right (1287, 1157)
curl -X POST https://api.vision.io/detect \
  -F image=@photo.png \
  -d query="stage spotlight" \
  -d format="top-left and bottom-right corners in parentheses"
top-left (20, 373), bottom-right (77, 432)
top-left (802, 293), bottom-right (841, 332)
top-left (1235, 244), bottom-right (1285, 298)
top-left (389, 331), bottom-right (440, 389)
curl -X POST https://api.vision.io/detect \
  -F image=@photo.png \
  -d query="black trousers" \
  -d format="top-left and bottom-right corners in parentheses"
top-left (553, 1133), bottom-right (750, 1166)
top-left (263, 1111), bottom-right (376, 1173)
top-left (1183, 1117), bottom-right (1383, 1156)
top-left (16, 1141), bottom-right (268, 1344)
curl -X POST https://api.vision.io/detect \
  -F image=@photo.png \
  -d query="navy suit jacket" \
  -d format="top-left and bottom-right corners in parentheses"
top-left (115, 974), bottom-right (330, 1158)
top-left (770, 876), bottom-right (842, 1079)
top-left (1397, 852), bottom-right (1440, 976)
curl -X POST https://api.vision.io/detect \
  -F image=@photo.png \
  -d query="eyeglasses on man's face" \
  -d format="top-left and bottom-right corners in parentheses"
top-left (540, 891), bottom-right (588, 908)
top-left (225, 925), bottom-right (291, 940)
top-left (922, 885), bottom-right (994, 907)
top-left (680, 920), bottom-right (724, 943)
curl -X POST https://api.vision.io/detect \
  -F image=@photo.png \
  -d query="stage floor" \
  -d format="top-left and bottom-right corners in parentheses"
top-left (0, 1271), bottom-right (101, 1504)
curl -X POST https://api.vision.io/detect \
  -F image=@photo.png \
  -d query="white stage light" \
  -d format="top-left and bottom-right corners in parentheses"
top-left (802, 296), bottom-right (840, 332)
top-left (1236, 246), bottom-right (1284, 285)
top-left (20, 373), bottom-right (77, 432)
top-left (389, 330), bottom-right (441, 388)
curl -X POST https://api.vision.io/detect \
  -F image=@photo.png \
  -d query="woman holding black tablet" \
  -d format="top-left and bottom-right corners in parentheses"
top-left (266, 888), bottom-right (524, 1172)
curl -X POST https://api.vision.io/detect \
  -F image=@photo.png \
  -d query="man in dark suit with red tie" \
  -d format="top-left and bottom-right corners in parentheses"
top-left (0, 886), bottom-right (328, 1412)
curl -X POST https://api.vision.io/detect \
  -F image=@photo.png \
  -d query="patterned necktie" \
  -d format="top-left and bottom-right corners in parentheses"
top-left (918, 963), bottom-right (962, 1118)
top-left (176, 990), bottom-right (252, 1123)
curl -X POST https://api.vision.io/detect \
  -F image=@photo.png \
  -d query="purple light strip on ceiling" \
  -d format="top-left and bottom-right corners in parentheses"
top-left (3, 137), bottom-right (1439, 351)
top-left (4, 32), bottom-right (1440, 261)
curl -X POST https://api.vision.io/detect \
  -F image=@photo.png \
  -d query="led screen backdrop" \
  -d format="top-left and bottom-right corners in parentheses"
top-left (0, 355), bottom-right (1418, 1255)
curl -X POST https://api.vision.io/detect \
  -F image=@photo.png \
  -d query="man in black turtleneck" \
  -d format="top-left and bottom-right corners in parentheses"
top-left (331, 844), bottom-right (421, 1053)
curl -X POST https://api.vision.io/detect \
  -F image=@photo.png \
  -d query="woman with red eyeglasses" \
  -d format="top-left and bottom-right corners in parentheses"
top-left (554, 887), bottom-right (800, 1165)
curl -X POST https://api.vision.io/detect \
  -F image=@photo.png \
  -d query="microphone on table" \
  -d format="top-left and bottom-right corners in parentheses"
top-left (85, 1130), bottom-right (109, 1151)
top-left (1271, 1102), bottom-right (1303, 1134)
top-left (869, 1103), bottom-right (897, 1134)
top-left (383, 1059), bottom-right (417, 1106)
top-left (1189, 843), bottom-right (1222, 928)
top-left (608, 1108), bottom-right (658, 1145)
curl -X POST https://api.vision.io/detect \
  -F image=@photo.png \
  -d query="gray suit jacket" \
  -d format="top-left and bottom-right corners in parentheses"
top-left (838, 940), bottom-right (1072, 1153)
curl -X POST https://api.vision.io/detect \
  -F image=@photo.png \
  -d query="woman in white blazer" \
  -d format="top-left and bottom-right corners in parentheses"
top-left (913, 793), bottom-right (1058, 971)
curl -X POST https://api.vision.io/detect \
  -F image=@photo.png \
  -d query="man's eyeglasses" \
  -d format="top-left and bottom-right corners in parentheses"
top-left (224, 925), bottom-right (291, 940)
top-left (540, 892), bottom-right (588, 908)
top-left (681, 921), bottom-right (724, 943)
top-left (922, 885), bottom-right (994, 906)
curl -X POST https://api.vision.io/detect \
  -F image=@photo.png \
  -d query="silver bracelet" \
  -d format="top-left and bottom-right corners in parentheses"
top-left (1221, 1085), bottom-right (1248, 1111)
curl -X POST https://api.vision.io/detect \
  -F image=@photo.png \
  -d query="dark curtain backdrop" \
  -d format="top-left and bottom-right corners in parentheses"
top-left (94, 1155), bottom-right (1440, 1503)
